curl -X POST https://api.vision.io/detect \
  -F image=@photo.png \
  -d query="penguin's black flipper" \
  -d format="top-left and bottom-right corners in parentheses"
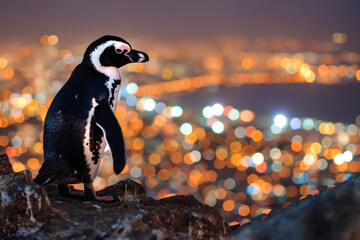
top-left (94, 99), bottom-right (126, 174)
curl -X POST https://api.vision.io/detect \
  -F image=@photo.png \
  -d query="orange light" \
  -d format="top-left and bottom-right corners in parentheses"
top-left (318, 65), bottom-right (328, 76)
top-left (185, 132), bottom-right (197, 144)
top-left (0, 58), bottom-right (8, 69)
top-left (328, 65), bottom-right (338, 76)
top-left (247, 174), bottom-right (258, 184)
top-left (215, 188), bottom-right (227, 199)
top-left (223, 200), bottom-right (235, 211)
top-left (336, 162), bottom-right (348, 172)
top-left (245, 126), bottom-right (255, 138)
top-left (161, 68), bottom-right (173, 80)
top-left (299, 184), bottom-right (311, 196)
top-left (132, 138), bottom-right (144, 150)
top-left (279, 167), bottom-right (291, 178)
top-left (240, 110), bottom-right (255, 122)
top-left (202, 57), bottom-right (223, 70)
top-left (145, 177), bottom-right (157, 188)
top-left (158, 169), bottom-right (170, 181)
top-left (291, 140), bottom-right (302, 152)
top-left (149, 153), bottom-right (161, 165)
top-left (184, 152), bottom-right (194, 165)
top-left (286, 185), bottom-right (298, 197)
top-left (0, 135), bottom-right (9, 146)
top-left (170, 152), bottom-right (182, 164)
top-left (255, 162), bottom-right (267, 173)
top-left (40, 34), bottom-right (49, 45)
top-left (213, 158), bottom-right (225, 169)
top-left (230, 153), bottom-right (242, 166)
top-left (48, 35), bottom-right (58, 45)
top-left (263, 208), bottom-right (272, 215)
top-left (4, 68), bottom-right (14, 79)
top-left (33, 142), bottom-right (43, 154)
top-left (310, 142), bottom-right (322, 154)
top-left (356, 70), bottom-right (360, 81)
top-left (27, 158), bottom-right (40, 170)
top-left (157, 189), bottom-right (170, 199)
top-left (204, 170), bottom-right (217, 182)
top-left (241, 58), bottom-right (254, 69)
top-left (261, 182), bottom-right (272, 194)
top-left (216, 148), bottom-right (228, 160)
top-left (143, 165), bottom-right (155, 177)
top-left (238, 205), bottom-right (250, 216)
top-left (194, 128), bottom-right (206, 140)
top-left (164, 139), bottom-right (178, 151)
top-left (230, 141), bottom-right (242, 152)
top-left (131, 119), bottom-right (143, 131)
top-left (188, 169), bottom-right (204, 187)
top-left (251, 130), bottom-right (263, 142)
top-left (12, 161), bottom-right (26, 172)
top-left (122, 164), bottom-right (129, 173)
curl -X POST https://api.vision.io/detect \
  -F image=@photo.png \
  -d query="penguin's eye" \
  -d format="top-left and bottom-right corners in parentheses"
top-left (115, 49), bottom-right (123, 54)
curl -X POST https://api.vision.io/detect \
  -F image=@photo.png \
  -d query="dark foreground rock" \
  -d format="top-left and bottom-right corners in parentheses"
top-left (0, 155), bottom-right (57, 237)
top-left (232, 175), bottom-right (360, 240)
top-left (3, 151), bottom-right (360, 240)
top-left (0, 154), bottom-right (231, 239)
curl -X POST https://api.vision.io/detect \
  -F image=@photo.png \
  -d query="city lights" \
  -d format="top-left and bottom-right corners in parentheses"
top-left (126, 83), bottom-right (138, 94)
top-left (143, 98), bottom-right (156, 111)
top-left (212, 121), bottom-right (224, 134)
top-left (212, 103), bottom-right (224, 116)
top-left (180, 123), bottom-right (192, 135)
top-left (203, 106), bottom-right (214, 119)
top-left (0, 33), bottom-right (359, 227)
top-left (170, 106), bottom-right (183, 117)
top-left (274, 114), bottom-right (288, 128)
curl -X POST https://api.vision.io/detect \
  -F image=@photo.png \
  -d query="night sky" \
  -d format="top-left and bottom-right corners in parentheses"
top-left (0, 0), bottom-right (359, 48)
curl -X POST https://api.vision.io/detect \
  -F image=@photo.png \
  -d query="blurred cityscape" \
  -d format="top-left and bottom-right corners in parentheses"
top-left (0, 34), bottom-right (359, 225)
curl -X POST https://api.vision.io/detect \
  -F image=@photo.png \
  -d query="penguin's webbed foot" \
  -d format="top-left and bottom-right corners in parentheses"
top-left (58, 184), bottom-right (85, 198)
top-left (84, 182), bottom-right (116, 202)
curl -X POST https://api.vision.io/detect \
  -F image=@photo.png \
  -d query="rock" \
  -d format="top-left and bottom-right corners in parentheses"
top-left (233, 176), bottom-right (360, 240)
top-left (0, 154), bottom-right (56, 238)
top-left (5, 150), bottom-right (360, 239)
top-left (97, 177), bottom-right (146, 201)
top-left (41, 186), bottom-right (231, 240)
top-left (0, 154), bottom-right (13, 175)
top-left (105, 194), bottom-right (232, 240)
top-left (0, 154), bottom-right (231, 239)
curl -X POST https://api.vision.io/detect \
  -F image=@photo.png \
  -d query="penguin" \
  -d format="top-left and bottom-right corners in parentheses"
top-left (34, 35), bottom-right (149, 201)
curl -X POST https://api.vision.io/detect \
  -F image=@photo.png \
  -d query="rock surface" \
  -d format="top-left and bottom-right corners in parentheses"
top-left (0, 154), bottom-right (231, 239)
top-left (232, 175), bottom-right (360, 240)
top-left (3, 152), bottom-right (360, 240)
top-left (0, 154), bottom-right (56, 237)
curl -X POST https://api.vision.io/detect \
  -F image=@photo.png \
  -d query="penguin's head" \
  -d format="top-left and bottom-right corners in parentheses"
top-left (83, 35), bottom-right (149, 70)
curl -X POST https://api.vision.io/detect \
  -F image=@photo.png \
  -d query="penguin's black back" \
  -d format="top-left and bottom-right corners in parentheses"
top-left (35, 64), bottom-right (110, 185)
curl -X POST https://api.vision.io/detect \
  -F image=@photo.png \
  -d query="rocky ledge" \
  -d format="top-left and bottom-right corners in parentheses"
top-left (0, 154), bottom-right (231, 239)
top-left (2, 152), bottom-right (360, 240)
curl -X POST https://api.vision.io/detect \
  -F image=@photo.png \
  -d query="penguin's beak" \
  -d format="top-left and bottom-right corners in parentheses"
top-left (125, 49), bottom-right (149, 63)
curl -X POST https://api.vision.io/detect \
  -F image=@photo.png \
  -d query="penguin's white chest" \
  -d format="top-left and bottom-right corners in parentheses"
top-left (83, 74), bottom-right (121, 181)
top-left (105, 77), bottom-right (121, 111)
top-left (83, 98), bottom-right (100, 181)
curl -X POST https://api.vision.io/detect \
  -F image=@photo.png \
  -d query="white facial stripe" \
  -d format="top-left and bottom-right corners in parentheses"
top-left (90, 40), bottom-right (130, 79)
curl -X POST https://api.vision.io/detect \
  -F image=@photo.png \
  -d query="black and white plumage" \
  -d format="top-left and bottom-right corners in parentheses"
top-left (34, 35), bottom-right (149, 201)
